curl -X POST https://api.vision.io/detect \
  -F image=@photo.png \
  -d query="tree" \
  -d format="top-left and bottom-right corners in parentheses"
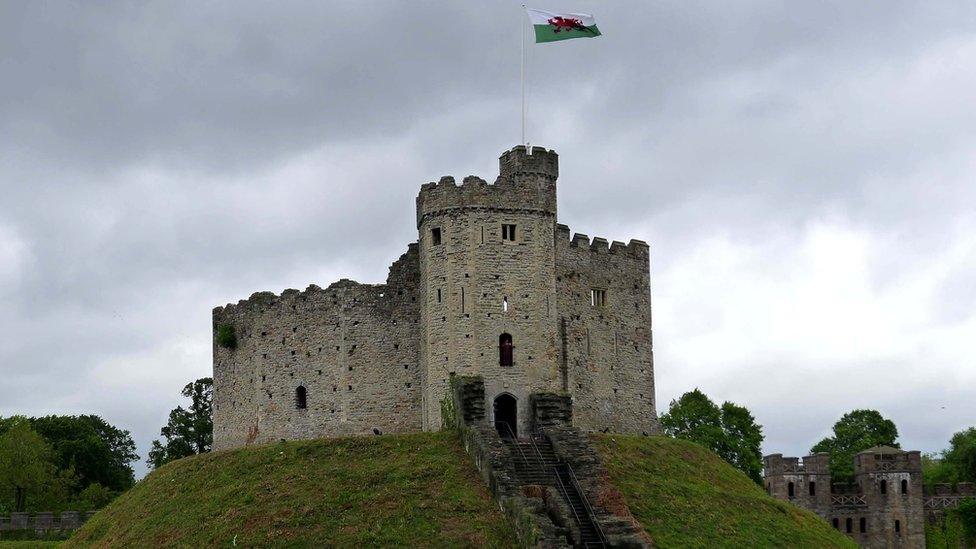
top-left (810, 409), bottom-right (899, 483)
top-left (0, 418), bottom-right (58, 512)
top-left (30, 415), bottom-right (139, 493)
top-left (943, 427), bottom-right (976, 484)
top-left (660, 389), bottom-right (765, 483)
top-left (148, 377), bottom-right (213, 469)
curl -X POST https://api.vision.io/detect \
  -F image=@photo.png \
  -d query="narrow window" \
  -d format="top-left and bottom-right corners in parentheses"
top-left (502, 224), bottom-right (516, 241)
top-left (846, 518), bottom-right (852, 533)
top-left (859, 517), bottom-right (866, 533)
top-left (437, 288), bottom-right (442, 303)
top-left (832, 518), bottom-right (839, 529)
top-left (895, 520), bottom-right (901, 534)
top-left (787, 482), bottom-right (795, 498)
top-left (481, 226), bottom-right (485, 244)
top-left (503, 296), bottom-right (509, 312)
top-left (901, 479), bottom-right (908, 494)
top-left (809, 481), bottom-right (816, 496)
top-left (295, 386), bottom-right (307, 410)
top-left (431, 227), bottom-right (442, 246)
top-left (460, 287), bottom-right (465, 314)
top-left (880, 480), bottom-right (887, 494)
top-left (590, 288), bottom-right (607, 307)
top-left (499, 333), bottom-right (513, 367)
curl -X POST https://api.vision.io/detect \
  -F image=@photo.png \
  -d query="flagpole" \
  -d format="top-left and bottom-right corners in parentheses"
top-left (520, 4), bottom-right (526, 146)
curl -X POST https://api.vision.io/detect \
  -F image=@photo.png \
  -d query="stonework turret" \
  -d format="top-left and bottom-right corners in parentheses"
top-left (211, 145), bottom-right (659, 449)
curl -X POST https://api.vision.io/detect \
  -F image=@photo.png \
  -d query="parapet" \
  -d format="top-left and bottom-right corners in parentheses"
top-left (853, 447), bottom-right (921, 475)
top-left (498, 145), bottom-right (559, 183)
top-left (762, 453), bottom-right (830, 476)
top-left (557, 226), bottom-right (650, 260)
top-left (415, 146), bottom-right (559, 227)
top-left (923, 483), bottom-right (975, 497)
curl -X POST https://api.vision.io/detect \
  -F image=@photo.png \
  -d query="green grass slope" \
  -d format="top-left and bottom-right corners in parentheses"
top-left (66, 432), bottom-right (516, 548)
top-left (594, 435), bottom-right (857, 549)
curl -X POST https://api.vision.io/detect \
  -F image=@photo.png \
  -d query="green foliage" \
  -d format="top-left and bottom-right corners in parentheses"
top-left (440, 390), bottom-right (458, 432)
top-left (926, 510), bottom-right (965, 549)
top-left (944, 427), bottom-right (976, 484)
top-left (74, 483), bottom-right (114, 511)
top-left (810, 409), bottom-right (899, 483)
top-left (593, 435), bottom-right (856, 548)
top-left (66, 432), bottom-right (517, 547)
top-left (29, 415), bottom-right (138, 493)
top-left (922, 452), bottom-right (957, 486)
top-left (0, 418), bottom-right (58, 512)
top-left (147, 378), bottom-right (213, 469)
top-left (659, 389), bottom-right (764, 483)
top-left (215, 323), bottom-right (237, 349)
top-left (958, 497), bottom-right (976, 545)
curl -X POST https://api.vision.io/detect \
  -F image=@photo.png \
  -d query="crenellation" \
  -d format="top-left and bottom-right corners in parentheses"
top-left (214, 145), bottom-right (659, 450)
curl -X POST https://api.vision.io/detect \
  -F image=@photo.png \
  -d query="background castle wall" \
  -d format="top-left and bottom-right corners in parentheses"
top-left (212, 245), bottom-right (421, 450)
top-left (555, 225), bottom-right (658, 434)
top-left (416, 146), bottom-right (561, 434)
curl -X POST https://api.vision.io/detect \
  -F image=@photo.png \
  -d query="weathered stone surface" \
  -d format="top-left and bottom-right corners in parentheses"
top-left (764, 448), bottom-right (926, 548)
top-left (212, 145), bottom-right (660, 450)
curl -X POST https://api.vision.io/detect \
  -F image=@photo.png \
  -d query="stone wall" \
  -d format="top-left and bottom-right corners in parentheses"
top-left (555, 224), bottom-right (658, 435)
top-left (417, 146), bottom-right (563, 435)
top-left (0, 511), bottom-right (95, 533)
top-left (764, 449), bottom-right (926, 549)
top-left (212, 245), bottom-right (422, 450)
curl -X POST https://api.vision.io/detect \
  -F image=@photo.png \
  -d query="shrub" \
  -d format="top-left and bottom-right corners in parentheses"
top-left (215, 324), bottom-right (237, 349)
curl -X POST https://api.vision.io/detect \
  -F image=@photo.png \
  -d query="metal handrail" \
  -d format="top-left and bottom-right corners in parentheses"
top-left (495, 421), bottom-right (530, 469)
top-left (565, 463), bottom-right (607, 545)
top-left (552, 465), bottom-right (588, 540)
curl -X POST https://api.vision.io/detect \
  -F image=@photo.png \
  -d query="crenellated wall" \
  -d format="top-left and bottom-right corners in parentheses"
top-left (555, 224), bottom-right (658, 434)
top-left (764, 448), bottom-right (926, 549)
top-left (212, 145), bottom-right (660, 449)
top-left (212, 245), bottom-right (422, 450)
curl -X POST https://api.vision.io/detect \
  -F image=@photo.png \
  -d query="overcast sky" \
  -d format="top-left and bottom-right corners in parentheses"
top-left (2, 2), bottom-right (974, 478)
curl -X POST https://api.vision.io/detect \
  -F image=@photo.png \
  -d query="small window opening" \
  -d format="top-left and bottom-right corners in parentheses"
top-left (503, 297), bottom-right (509, 312)
top-left (895, 520), bottom-right (901, 533)
top-left (809, 481), bottom-right (816, 496)
top-left (499, 333), bottom-right (513, 367)
top-left (295, 386), bottom-right (307, 409)
top-left (880, 480), bottom-right (887, 494)
top-left (846, 518), bottom-right (852, 533)
top-left (901, 479), bottom-right (908, 494)
top-left (787, 482), bottom-right (795, 498)
top-left (431, 227), bottom-right (442, 245)
top-left (832, 518), bottom-right (839, 529)
top-left (502, 224), bottom-right (516, 241)
top-left (460, 287), bottom-right (465, 314)
top-left (859, 517), bottom-right (866, 533)
top-left (437, 288), bottom-right (442, 303)
top-left (591, 288), bottom-right (607, 307)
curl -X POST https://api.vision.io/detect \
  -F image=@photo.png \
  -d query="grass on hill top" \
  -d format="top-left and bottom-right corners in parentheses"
top-left (593, 434), bottom-right (858, 549)
top-left (65, 431), bottom-right (516, 548)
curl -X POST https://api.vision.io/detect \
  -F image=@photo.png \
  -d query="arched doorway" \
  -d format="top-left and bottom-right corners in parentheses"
top-left (494, 394), bottom-right (517, 438)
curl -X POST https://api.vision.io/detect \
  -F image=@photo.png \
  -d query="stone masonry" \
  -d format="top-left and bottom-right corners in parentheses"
top-left (212, 145), bottom-right (659, 450)
top-left (764, 445), bottom-right (974, 548)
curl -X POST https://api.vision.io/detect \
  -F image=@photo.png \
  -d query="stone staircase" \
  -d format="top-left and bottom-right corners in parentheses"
top-left (507, 434), bottom-right (607, 548)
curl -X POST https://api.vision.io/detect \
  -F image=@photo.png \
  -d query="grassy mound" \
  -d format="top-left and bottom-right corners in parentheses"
top-left (593, 435), bottom-right (856, 548)
top-left (66, 432), bottom-right (516, 548)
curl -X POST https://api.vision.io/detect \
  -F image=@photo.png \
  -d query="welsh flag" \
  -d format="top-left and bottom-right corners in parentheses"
top-left (526, 8), bottom-right (601, 43)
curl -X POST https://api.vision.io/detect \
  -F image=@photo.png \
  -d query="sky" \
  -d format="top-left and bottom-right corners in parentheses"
top-left (1, 1), bottom-right (974, 478)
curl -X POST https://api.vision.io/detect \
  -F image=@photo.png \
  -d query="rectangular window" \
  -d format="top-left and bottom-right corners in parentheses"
top-left (591, 288), bottom-right (607, 307)
top-left (859, 517), bottom-right (866, 533)
top-left (460, 287), bottom-right (465, 314)
top-left (437, 288), bottom-right (442, 303)
top-left (502, 224), bottom-right (516, 241)
top-left (431, 227), bottom-right (442, 246)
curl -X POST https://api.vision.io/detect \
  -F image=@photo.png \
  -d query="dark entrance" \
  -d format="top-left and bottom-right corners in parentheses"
top-left (494, 394), bottom-right (518, 438)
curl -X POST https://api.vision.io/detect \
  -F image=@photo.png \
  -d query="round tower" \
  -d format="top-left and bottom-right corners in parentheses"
top-left (416, 146), bottom-right (560, 434)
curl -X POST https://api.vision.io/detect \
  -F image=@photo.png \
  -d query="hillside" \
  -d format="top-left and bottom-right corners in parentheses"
top-left (64, 432), bottom-right (857, 548)
top-left (65, 432), bottom-right (516, 548)
top-left (593, 435), bottom-right (857, 548)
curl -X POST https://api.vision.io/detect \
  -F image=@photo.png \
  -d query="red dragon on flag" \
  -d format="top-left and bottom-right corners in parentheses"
top-left (546, 16), bottom-right (596, 34)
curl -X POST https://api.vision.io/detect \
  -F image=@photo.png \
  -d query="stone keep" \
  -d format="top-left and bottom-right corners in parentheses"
top-left (212, 146), bottom-right (659, 450)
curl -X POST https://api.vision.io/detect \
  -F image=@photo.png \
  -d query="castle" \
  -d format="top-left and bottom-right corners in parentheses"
top-left (764, 446), bottom-right (974, 548)
top-left (212, 146), bottom-right (659, 450)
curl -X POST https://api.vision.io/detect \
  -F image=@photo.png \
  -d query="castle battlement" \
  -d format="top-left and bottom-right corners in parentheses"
top-left (213, 145), bottom-right (657, 450)
top-left (923, 483), bottom-right (975, 497)
top-left (416, 147), bottom-right (558, 227)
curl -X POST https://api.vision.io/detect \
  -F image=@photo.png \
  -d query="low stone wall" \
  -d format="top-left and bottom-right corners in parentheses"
top-left (0, 511), bottom-right (95, 532)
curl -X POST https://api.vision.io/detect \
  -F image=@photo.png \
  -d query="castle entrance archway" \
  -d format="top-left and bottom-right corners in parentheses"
top-left (494, 394), bottom-right (517, 438)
